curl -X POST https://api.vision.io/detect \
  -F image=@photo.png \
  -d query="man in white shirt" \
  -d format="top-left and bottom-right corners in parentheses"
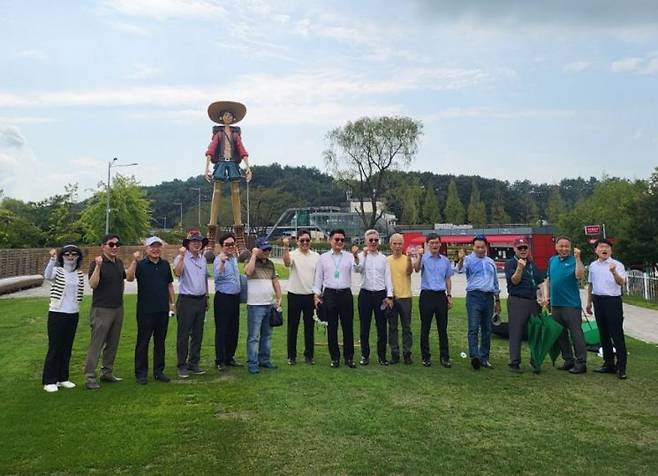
top-left (352, 229), bottom-right (393, 366)
top-left (313, 229), bottom-right (356, 368)
top-left (585, 239), bottom-right (628, 379)
top-left (283, 230), bottom-right (320, 365)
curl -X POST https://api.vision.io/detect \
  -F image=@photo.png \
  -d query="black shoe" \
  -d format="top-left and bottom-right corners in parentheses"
top-left (422, 359), bottom-right (431, 367)
top-left (471, 357), bottom-right (481, 370)
top-left (305, 357), bottom-right (315, 365)
top-left (346, 360), bottom-right (357, 368)
top-left (404, 355), bottom-right (413, 365)
top-left (508, 364), bottom-right (523, 374)
top-left (100, 374), bottom-right (123, 383)
top-left (330, 360), bottom-right (340, 368)
top-left (390, 353), bottom-right (400, 365)
top-left (226, 359), bottom-right (243, 367)
top-left (481, 360), bottom-right (495, 369)
top-left (593, 365), bottom-right (616, 374)
top-left (440, 358), bottom-right (452, 368)
top-left (378, 359), bottom-right (389, 366)
top-left (154, 373), bottom-right (171, 383)
top-left (617, 369), bottom-right (627, 380)
top-left (216, 363), bottom-right (225, 372)
top-left (287, 358), bottom-right (297, 366)
top-left (557, 361), bottom-right (575, 371)
top-left (359, 356), bottom-right (369, 366)
top-left (136, 376), bottom-right (148, 385)
top-left (188, 366), bottom-right (206, 375)
top-left (569, 365), bottom-right (587, 374)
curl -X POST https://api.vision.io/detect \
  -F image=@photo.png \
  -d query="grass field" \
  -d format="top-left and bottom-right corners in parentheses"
top-left (624, 295), bottom-right (658, 311)
top-left (1, 295), bottom-right (657, 475)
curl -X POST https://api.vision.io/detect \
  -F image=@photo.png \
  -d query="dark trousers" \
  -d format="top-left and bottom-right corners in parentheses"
top-left (176, 295), bottom-right (206, 369)
top-left (593, 295), bottom-right (627, 371)
top-left (214, 292), bottom-right (240, 365)
top-left (135, 311), bottom-right (169, 378)
top-left (419, 290), bottom-right (449, 361)
top-left (358, 289), bottom-right (388, 360)
top-left (323, 288), bottom-right (354, 362)
top-left (388, 297), bottom-right (412, 357)
top-left (552, 306), bottom-right (587, 366)
top-left (287, 292), bottom-right (315, 359)
top-left (42, 311), bottom-right (79, 385)
top-left (507, 296), bottom-right (539, 366)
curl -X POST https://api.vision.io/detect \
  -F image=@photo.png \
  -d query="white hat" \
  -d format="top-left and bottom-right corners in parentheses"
top-left (145, 236), bottom-right (163, 246)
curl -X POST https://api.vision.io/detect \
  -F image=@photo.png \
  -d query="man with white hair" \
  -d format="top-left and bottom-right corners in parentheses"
top-left (352, 229), bottom-right (394, 366)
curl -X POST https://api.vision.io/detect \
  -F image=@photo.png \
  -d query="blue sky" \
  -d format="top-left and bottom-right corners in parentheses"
top-left (1, 0), bottom-right (657, 201)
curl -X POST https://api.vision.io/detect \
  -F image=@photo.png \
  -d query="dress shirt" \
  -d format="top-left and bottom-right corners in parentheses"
top-left (353, 251), bottom-right (393, 297)
top-left (214, 255), bottom-right (240, 295)
top-left (173, 251), bottom-right (208, 296)
top-left (588, 258), bottom-right (626, 296)
top-left (460, 253), bottom-right (500, 295)
top-left (312, 250), bottom-right (354, 295)
top-left (420, 253), bottom-right (454, 291)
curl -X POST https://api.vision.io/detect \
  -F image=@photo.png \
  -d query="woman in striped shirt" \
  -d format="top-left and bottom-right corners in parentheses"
top-left (42, 245), bottom-right (85, 393)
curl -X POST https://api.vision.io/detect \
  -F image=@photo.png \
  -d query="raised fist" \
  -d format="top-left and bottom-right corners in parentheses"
top-left (178, 246), bottom-right (187, 256)
top-left (133, 251), bottom-right (141, 261)
top-left (95, 256), bottom-right (103, 265)
top-left (219, 252), bottom-right (228, 262)
top-left (574, 247), bottom-right (581, 258)
top-left (609, 263), bottom-right (616, 273)
top-left (351, 245), bottom-right (360, 256)
top-left (458, 249), bottom-right (466, 259)
top-left (282, 237), bottom-right (290, 247)
top-left (416, 245), bottom-right (424, 256)
top-left (49, 248), bottom-right (57, 258)
top-left (517, 258), bottom-right (527, 268)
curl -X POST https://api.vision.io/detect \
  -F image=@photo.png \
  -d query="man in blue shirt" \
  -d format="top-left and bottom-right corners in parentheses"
top-left (541, 235), bottom-right (587, 373)
top-left (457, 235), bottom-right (500, 370)
top-left (413, 233), bottom-right (454, 368)
top-left (213, 232), bottom-right (243, 371)
top-left (504, 237), bottom-right (544, 373)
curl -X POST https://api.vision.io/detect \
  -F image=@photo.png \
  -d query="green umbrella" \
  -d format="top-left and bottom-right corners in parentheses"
top-left (528, 309), bottom-right (564, 373)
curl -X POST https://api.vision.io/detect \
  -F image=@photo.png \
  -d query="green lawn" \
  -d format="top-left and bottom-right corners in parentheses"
top-left (1, 296), bottom-right (657, 475)
top-left (624, 295), bottom-right (658, 311)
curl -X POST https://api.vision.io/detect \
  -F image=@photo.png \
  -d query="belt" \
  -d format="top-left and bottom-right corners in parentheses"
top-left (420, 289), bottom-right (446, 294)
top-left (179, 294), bottom-right (207, 300)
top-left (324, 288), bottom-right (351, 293)
top-left (509, 294), bottom-right (536, 301)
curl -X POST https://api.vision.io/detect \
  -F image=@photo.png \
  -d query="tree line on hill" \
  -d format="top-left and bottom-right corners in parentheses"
top-left (1, 165), bottom-right (656, 269)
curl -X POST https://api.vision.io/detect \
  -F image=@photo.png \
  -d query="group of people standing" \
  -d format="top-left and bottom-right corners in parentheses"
top-left (41, 227), bottom-right (629, 392)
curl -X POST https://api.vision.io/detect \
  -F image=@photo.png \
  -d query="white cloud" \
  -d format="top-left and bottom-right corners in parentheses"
top-left (611, 57), bottom-right (644, 72)
top-left (422, 107), bottom-right (575, 122)
top-left (563, 60), bottom-right (591, 73)
top-left (0, 116), bottom-right (54, 125)
top-left (101, 0), bottom-right (225, 20)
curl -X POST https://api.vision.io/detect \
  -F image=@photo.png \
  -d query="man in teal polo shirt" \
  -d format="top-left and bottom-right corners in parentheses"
top-left (541, 235), bottom-right (587, 373)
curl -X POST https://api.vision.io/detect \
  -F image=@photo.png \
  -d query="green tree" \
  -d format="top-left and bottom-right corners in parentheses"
top-left (546, 186), bottom-right (565, 225)
top-left (76, 174), bottom-right (151, 245)
top-left (467, 180), bottom-right (487, 226)
top-left (46, 184), bottom-right (84, 244)
top-left (490, 190), bottom-right (511, 225)
top-left (324, 116), bottom-right (423, 229)
top-left (420, 186), bottom-right (442, 224)
top-left (0, 208), bottom-right (46, 248)
top-left (443, 179), bottom-right (465, 224)
top-left (619, 169), bottom-right (658, 267)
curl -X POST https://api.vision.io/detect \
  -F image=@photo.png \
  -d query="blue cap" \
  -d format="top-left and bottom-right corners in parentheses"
top-left (256, 237), bottom-right (272, 250)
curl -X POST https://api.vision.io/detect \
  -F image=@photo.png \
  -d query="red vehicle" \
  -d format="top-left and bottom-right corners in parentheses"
top-left (401, 226), bottom-right (556, 271)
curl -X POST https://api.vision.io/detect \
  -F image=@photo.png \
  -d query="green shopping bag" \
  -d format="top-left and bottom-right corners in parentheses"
top-left (581, 312), bottom-right (600, 346)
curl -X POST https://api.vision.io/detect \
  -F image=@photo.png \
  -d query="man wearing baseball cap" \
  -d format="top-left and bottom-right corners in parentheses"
top-left (504, 237), bottom-right (545, 373)
top-left (127, 236), bottom-right (175, 384)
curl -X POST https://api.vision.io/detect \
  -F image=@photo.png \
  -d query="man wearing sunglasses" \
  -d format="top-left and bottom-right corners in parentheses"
top-left (352, 229), bottom-right (394, 366)
top-left (313, 229), bottom-right (357, 368)
top-left (283, 230), bottom-right (320, 366)
top-left (84, 234), bottom-right (126, 389)
top-left (504, 238), bottom-right (544, 373)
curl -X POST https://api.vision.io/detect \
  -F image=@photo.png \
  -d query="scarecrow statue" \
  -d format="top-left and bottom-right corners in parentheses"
top-left (204, 100), bottom-right (252, 259)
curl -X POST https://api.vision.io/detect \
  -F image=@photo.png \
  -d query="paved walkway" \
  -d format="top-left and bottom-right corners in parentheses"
top-left (3, 267), bottom-right (657, 344)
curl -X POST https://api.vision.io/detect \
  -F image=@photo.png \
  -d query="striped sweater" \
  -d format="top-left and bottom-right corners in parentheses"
top-left (45, 260), bottom-right (84, 311)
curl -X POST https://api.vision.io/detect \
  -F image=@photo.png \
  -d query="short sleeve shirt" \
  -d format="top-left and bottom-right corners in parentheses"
top-left (88, 256), bottom-right (125, 308)
top-left (135, 258), bottom-right (173, 313)
top-left (505, 257), bottom-right (544, 299)
top-left (547, 255), bottom-right (581, 308)
top-left (588, 258), bottom-right (626, 296)
top-left (247, 258), bottom-right (278, 305)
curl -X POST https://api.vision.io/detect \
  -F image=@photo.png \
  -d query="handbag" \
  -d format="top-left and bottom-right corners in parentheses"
top-left (239, 274), bottom-right (248, 304)
top-left (269, 305), bottom-right (284, 327)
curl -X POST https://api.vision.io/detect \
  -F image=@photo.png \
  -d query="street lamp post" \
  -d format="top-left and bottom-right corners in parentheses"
top-left (105, 157), bottom-right (138, 234)
top-left (173, 201), bottom-right (183, 229)
top-left (189, 187), bottom-right (201, 227)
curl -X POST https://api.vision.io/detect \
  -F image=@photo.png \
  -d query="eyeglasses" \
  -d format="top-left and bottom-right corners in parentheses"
top-left (368, 238), bottom-right (379, 243)
top-left (63, 252), bottom-right (79, 257)
top-left (333, 238), bottom-right (345, 242)
top-left (517, 246), bottom-right (528, 251)
top-left (223, 242), bottom-right (235, 247)
top-left (299, 239), bottom-right (310, 243)
top-left (106, 242), bottom-right (121, 248)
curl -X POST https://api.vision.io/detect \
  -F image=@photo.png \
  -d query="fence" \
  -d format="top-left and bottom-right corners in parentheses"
top-left (625, 270), bottom-right (658, 302)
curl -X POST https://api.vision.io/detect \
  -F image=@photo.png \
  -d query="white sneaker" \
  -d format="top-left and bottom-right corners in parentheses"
top-left (57, 381), bottom-right (76, 389)
top-left (43, 384), bottom-right (59, 393)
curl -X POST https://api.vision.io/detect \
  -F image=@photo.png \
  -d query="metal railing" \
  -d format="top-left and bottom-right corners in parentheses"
top-left (625, 270), bottom-right (658, 302)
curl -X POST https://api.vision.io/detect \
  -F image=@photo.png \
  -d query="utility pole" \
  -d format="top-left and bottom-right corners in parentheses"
top-left (105, 158), bottom-right (138, 234)
top-left (190, 187), bottom-right (201, 227)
